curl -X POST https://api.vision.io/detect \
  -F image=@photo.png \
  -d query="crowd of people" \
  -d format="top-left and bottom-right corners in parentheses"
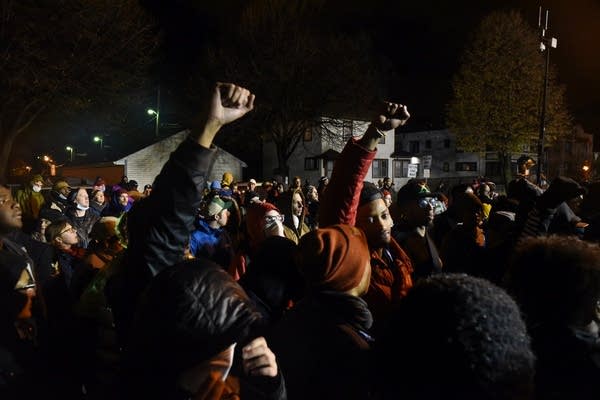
top-left (2, 82), bottom-right (600, 399)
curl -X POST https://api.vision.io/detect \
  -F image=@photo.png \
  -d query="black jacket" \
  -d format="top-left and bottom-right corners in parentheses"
top-left (126, 259), bottom-right (286, 400)
top-left (106, 137), bottom-right (218, 345)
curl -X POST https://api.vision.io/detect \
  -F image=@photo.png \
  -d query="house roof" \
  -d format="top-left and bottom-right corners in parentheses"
top-left (390, 150), bottom-right (413, 159)
top-left (315, 149), bottom-right (340, 160)
top-left (113, 130), bottom-right (247, 167)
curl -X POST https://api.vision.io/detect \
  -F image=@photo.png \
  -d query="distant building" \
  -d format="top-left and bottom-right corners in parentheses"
top-left (58, 130), bottom-right (247, 187)
top-left (262, 119), bottom-right (398, 187)
top-left (114, 130), bottom-right (248, 188)
top-left (545, 125), bottom-right (593, 181)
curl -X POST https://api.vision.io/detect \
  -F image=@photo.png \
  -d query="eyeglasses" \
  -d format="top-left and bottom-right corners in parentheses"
top-left (417, 198), bottom-right (436, 209)
top-left (264, 214), bottom-right (284, 224)
top-left (59, 226), bottom-right (76, 235)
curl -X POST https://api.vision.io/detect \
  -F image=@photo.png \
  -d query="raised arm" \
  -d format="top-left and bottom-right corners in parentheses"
top-left (319, 102), bottom-right (409, 227)
top-left (129, 83), bottom-right (255, 277)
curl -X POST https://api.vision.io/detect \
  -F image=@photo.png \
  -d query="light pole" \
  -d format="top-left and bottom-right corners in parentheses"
top-left (147, 108), bottom-right (159, 138)
top-left (536, 7), bottom-right (558, 185)
top-left (93, 136), bottom-right (103, 149)
top-left (65, 146), bottom-right (74, 162)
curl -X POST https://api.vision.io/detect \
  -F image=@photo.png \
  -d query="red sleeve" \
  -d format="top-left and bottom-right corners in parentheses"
top-left (319, 138), bottom-right (377, 227)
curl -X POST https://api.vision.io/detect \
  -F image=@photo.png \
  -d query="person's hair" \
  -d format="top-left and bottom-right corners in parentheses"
top-left (375, 274), bottom-right (535, 400)
top-left (359, 181), bottom-right (383, 207)
top-left (45, 219), bottom-right (70, 243)
top-left (506, 235), bottom-right (600, 327)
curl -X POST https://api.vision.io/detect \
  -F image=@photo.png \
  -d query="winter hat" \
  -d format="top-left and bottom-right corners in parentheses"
top-left (94, 177), bottom-right (106, 187)
top-left (297, 224), bottom-right (370, 292)
top-left (396, 179), bottom-right (437, 205)
top-left (90, 216), bottom-right (119, 242)
top-left (53, 180), bottom-right (71, 191)
top-left (39, 207), bottom-right (64, 223)
top-left (204, 196), bottom-right (233, 218)
top-left (210, 180), bottom-right (221, 190)
top-left (30, 175), bottom-right (44, 185)
top-left (221, 172), bottom-right (234, 187)
top-left (246, 202), bottom-right (281, 249)
top-left (359, 181), bottom-right (383, 207)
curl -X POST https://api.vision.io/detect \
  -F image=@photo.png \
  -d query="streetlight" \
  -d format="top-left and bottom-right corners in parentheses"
top-left (65, 146), bottom-right (74, 162)
top-left (93, 136), bottom-right (103, 149)
top-left (536, 7), bottom-right (558, 186)
top-left (147, 108), bottom-right (159, 137)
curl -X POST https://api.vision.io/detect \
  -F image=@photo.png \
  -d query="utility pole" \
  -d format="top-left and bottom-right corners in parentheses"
top-left (155, 85), bottom-right (160, 138)
top-left (536, 7), bottom-right (558, 185)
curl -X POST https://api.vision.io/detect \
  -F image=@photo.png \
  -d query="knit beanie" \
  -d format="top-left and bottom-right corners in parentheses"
top-left (221, 172), bottom-right (234, 187)
top-left (359, 181), bottom-right (383, 207)
top-left (297, 224), bottom-right (370, 292)
top-left (246, 202), bottom-right (281, 250)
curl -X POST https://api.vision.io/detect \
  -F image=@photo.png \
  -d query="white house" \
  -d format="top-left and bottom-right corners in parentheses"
top-left (262, 119), bottom-right (398, 187)
top-left (114, 130), bottom-right (248, 188)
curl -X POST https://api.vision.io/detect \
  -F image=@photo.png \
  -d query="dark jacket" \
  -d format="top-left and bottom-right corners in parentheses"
top-left (126, 259), bottom-right (286, 400)
top-left (269, 291), bottom-right (373, 400)
top-left (65, 207), bottom-right (100, 249)
top-left (106, 137), bottom-right (218, 346)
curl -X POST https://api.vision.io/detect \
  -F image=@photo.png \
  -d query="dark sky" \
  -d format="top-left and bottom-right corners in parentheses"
top-left (148, 0), bottom-right (600, 134)
top-left (19, 0), bottom-right (600, 167)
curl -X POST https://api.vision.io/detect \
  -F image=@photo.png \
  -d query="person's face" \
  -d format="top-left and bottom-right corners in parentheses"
top-left (277, 184), bottom-right (284, 193)
top-left (292, 192), bottom-right (304, 217)
top-left (249, 182), bottom-right (256, 190)
top-left (384, 194), bottom-right (392, 208)
top-left (356, 199), bottom-right (394, 249)
top-left (404, 197), bottom-right (435, 227)
top-left (75, 188), bottom-right (89, 207)
top-left (263, 210), bottom-right (284, 237)
top-left (93, 191), bottom-right (105, 204)
top-left (56, 224), bottom-right (79, 246)
top-left (40, 218), bottom-right (51, 231)
top-left (0, 187), bottom-right (22, 231)
top-left (308, 187), bottom-right (318, 201)
top-left (216, 208), bottom-right (230, 227)
top-left (293, 178), bottom-right (301, 188)
top-left (119, 193), bottom-right (129, 206)
top-left (59, 186), bottom-right (71, 197)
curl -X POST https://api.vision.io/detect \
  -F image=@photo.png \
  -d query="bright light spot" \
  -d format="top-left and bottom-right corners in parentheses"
top-left (94, 136), bottom-right (101, 142)
top-left (66, 146), bottom-right (73, 151)
top-left (147, 109), bottom-right (157, 116)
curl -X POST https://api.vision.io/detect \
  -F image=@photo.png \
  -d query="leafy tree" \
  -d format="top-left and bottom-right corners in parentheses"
top-left (446, 10), bottom-right (571, 185)
top-left (0, 0), bottom-right (158, 179)
top-left (200, 0), bottom-right (382, 177)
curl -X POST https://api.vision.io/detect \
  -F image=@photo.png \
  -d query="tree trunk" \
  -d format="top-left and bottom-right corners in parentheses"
top-left (498, 151), bottom-right (513, 189)
top-left (0, 129), bottom-right (19, 182)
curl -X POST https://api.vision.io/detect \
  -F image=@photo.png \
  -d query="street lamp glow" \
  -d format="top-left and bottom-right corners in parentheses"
top-left (65, 146), bottom-right (74, 162)
top-left (93, 136), bottom-right (103, 150)
top-left (147, 109), bottom-right (157, 116)
top-left (43, 155), bottom-right (50, 162)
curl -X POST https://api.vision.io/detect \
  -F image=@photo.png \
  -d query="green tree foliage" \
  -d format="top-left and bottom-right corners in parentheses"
top-left (0, 0), bottom-right (157, 179)
top-left (201, 0), bottom-right (381, 176)
top-left (446, 10), bottom-right (571, 183)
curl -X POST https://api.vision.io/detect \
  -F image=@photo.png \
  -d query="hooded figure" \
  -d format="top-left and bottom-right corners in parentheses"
top-left (274, 188), bottom-right (310, 244)
top-left (269, 224), bottom-right (373, 400)
top-left (15, 175), bottom-right (46, 232)
top-left (125, 259), bottom-right (285, 400)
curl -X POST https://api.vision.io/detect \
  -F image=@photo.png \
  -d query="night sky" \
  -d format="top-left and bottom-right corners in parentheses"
top-left (148, 0), bottom-right (600, 139)
top-left (18, 0), bottom-right (600, 168)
